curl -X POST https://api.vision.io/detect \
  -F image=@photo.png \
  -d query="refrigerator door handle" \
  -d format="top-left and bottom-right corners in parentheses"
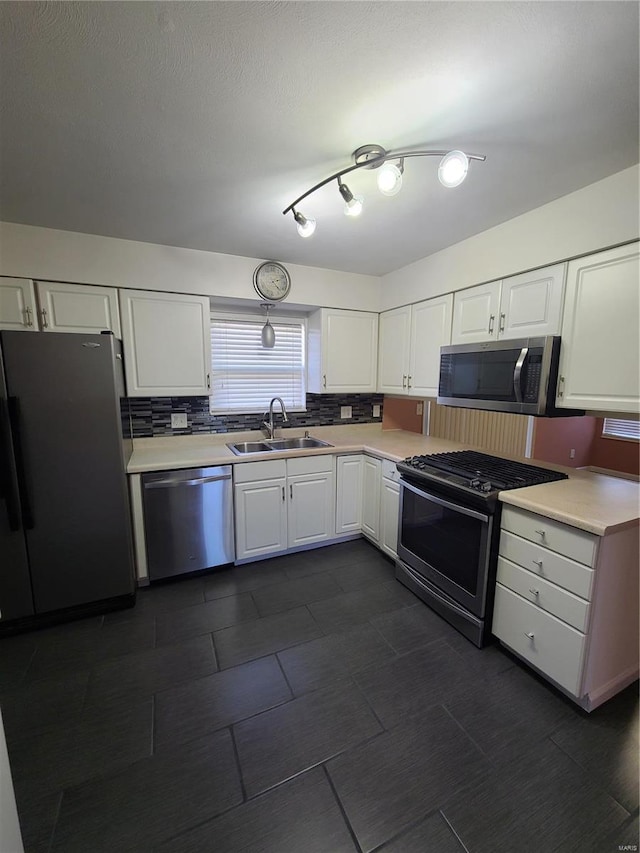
top-left (7, 397), bottom-right (34, 530)
top-left (0, 398), bottom-right (22, 531)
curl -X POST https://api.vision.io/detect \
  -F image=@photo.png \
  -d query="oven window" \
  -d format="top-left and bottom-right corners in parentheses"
top-left (400, 488), bottom-right (485, 595)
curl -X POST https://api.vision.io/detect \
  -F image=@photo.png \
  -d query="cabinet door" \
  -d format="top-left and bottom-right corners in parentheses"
top-left (451, 280), bottom-right (501, 344)
top-left (379, 478), bottom-right (400, 559)
top-left (558, 243), bottom-right (639, 413)
top-left (0, 277), bottom-right (37, 331)
top-left (308, 309), bottom-right (378, 393)
top-left (361, 456), bottom-right (381, 542)
top-left (377, 307), bottom-right (411, 394)
top-left (288, 471), bottom-right (335, 547)
top-left (499, 264), bottom-right (565, 339)
top-left (36, 281), bottom-right (121, 336)
top-left (234, 479), bottom-right (287, 560)
top-left (120, 290), bottom-right (211, 397)
top-left (408, 294), bottom-right (453, 397)
top-left (335, 455), bottom-right (363, 534)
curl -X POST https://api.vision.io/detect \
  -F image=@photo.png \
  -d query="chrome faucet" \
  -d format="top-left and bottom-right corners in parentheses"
top-left (262, 397), bottom-right (289, 439)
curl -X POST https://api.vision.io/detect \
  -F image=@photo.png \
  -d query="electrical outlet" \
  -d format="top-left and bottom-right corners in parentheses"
top-left (570, 448), bottom-right (576, 459)
top-left (340, 406), bottom-right (352, 419)
top-left (416, 402), bottom-right (423, 416)
top-left (373, 404), bottom-right (381, 418)
top-left (171, 413), bottom-right (188, 429)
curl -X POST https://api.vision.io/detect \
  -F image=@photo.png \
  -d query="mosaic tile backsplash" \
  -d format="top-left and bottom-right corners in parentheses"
top-left (128, 394), bottom-right (384, 438)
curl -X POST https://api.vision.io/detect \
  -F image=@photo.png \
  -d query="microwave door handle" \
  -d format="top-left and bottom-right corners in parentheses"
top-left (513, 347), bottom-right (528, 404)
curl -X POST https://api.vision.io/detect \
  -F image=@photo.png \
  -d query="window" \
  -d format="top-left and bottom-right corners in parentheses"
top-left (602, 418), bottom-right (640, 440)
top-left (210, 314), bottom-right (306, 413)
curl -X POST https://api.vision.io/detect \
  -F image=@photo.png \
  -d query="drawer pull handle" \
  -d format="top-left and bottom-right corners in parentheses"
top-left (532, 559), bottom-right (543, 569)
top-left (524, 632), bottom-right (535, 640)
top-left (528, 588), bottom-right (539, 596)
top-left (534, 529), bottom-right (546, 539)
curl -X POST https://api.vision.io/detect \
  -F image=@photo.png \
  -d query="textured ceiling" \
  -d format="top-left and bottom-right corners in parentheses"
top-left (0, 1), bottom-right (638, 276)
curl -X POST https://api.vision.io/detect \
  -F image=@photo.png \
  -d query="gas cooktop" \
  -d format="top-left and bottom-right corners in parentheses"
top-left (397, 450), bottom-right (568, 504)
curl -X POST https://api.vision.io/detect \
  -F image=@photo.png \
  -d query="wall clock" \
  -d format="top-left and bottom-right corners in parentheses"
top-left (253, 261), bottom-right (291, 302)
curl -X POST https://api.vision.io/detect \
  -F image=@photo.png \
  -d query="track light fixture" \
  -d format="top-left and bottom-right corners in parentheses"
top-left (283, 143), bottom-right (485, 237)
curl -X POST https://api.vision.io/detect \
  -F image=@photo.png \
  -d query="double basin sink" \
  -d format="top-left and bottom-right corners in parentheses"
top-left (227, 436), bottom-right (334, 455)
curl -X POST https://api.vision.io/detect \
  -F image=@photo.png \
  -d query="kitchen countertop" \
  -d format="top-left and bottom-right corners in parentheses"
top-left (127, 423), bottom-right (640, 537)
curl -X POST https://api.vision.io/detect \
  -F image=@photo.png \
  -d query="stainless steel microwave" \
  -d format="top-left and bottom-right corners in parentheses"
top-left (437, 336), bottom-right (584, 416)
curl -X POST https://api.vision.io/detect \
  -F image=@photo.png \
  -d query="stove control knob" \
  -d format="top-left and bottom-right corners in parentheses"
top-left (480, 481), bottom-right (492, 492)
top-left (470, 478), bottom-right (481, 489)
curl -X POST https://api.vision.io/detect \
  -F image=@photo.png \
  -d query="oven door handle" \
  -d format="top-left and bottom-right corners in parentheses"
top-left (513, 347), bottom-right (528, 404)
top-left (400, 480), bottom-right (490, 523)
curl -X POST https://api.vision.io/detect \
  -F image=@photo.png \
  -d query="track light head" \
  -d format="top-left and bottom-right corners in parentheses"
top-left (438, 150), bottom-right (469, 188)
top-left (377, 159), bottom-right (404, 196)
top-left (293, 209), bottom-right (316, 238)
top-left (338, 179), bottom-right (363, 217)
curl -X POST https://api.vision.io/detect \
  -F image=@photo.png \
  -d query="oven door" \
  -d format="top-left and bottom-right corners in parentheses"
top-left (397, 479), bottom-right (495, 617)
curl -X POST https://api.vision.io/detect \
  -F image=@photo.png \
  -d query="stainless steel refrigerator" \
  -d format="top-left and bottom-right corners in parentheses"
top-left (0, 330), bottom-right (135, 624)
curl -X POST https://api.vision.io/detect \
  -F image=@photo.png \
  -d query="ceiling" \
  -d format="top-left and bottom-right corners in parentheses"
top-left (0, 2), bottom-right (638, 277)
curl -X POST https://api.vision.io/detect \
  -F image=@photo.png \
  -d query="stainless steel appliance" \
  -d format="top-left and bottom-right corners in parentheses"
top-left (438, 335), bottom-right (584, 416)
top-left (142, 466), bottom-right (234, 580)
top-left (396, 450), bottom-right (568, 646)
top-left (0, 331), bottom-right (135, 625)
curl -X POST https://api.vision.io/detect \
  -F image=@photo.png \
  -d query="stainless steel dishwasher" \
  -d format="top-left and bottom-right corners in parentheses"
top-left (142, 466), bottom-right (235, 580)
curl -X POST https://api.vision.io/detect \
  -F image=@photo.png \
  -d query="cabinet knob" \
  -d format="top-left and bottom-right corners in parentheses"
top-left (532, 559), bottom-right (544, 569)
top-left (524, 631), bottom-right (535, 640)
top-left (528, 588), bottom-right (540, 597)
top-left (534, 529), bottom-right (546, 540)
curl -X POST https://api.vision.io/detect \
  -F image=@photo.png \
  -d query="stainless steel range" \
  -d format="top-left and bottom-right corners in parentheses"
top-left (395, 450), bottom-right (568, 647)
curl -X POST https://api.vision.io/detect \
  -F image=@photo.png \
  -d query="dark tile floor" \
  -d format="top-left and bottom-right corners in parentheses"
top-left (1, 538), bottom-right (638, 853)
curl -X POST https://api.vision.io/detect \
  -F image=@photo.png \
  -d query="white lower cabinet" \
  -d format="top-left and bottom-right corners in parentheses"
top-left (379, 459), bottom-right (400, 560)
top-left (335, 455), bottom-right (364, 535)
top-left (493, 504), bottom-right (639, 709)
top-left (361, 456), bottom-right (381, 543)
top-left (234, 456), bottom-right (335, 561)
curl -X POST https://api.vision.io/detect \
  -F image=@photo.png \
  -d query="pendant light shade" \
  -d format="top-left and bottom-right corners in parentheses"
top-left (261, 303), bottom-right (275, 348)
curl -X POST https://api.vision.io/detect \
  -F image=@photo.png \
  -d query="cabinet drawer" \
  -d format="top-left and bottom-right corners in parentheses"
top-left (381, 458), bottom-right (400, 482)
top-left (287, 454), bottom-right (333, 476)
top-left (497, 557), bottom-right (590, 632)
top-left (501, 506), bottom-right (597, 567)
top-left (499, 530), bottom-right (594, 600)
top-left (233, 459), bottom-right (287, 484)
top-left (492, 584), bottom-right (586, 696)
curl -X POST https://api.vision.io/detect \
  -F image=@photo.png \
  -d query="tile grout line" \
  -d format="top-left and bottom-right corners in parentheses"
top-left (228, 725), bottom-right (248, 802)
top-left (440, 702), bottom-right (491, 760)
top-left (440, 808), bottom-right (472, 853)
top-left (45, 789), bottom-right (64, 853)
top-left (322, 764), bottom-right (364, 853)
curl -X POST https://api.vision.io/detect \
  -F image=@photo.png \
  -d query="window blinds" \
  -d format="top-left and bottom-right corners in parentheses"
top-left (210, 316), bottom-right (306, 413)
top-left (602, 418), bottom-right (640, 440)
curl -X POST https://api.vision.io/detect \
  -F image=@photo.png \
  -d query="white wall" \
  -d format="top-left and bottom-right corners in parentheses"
top-left (379, 165), bottom-right (640, 311)
top-left (0, 222), bottom-right (380, 312)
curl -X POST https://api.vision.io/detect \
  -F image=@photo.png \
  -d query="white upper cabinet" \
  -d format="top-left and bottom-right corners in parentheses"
top-left (451, 264), bottom-right (565, 344)
top-left (36, 281), bottom-right (121, 336)
top-left (377, 306), bottom-right (412, 394)
top-left (451, 280), bottom-right (501, 344)
top-left (556, 243), bottom-right (639, 414)
top-left (0, 277), bottom-right (37, 331)
top-left (119, 289), bottom-right (211, 397)
top-left (378, 295), bottom-right (452, 397)
top-left (0, 277), bottom-right (121, 335)
top-left (499, 264), bottom-right (565, 339)
top-left (408, 295), bottom-right (454, 397)
top-left (308, 308), bottom-right (378, 393)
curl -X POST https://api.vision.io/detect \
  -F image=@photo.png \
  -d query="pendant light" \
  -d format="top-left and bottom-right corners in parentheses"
top-left (261, 303), bottom-right (275, 348)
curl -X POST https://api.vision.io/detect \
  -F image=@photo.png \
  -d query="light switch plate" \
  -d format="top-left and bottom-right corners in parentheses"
top-left (373, 404), bottom-right (381, 417)
top-left (171, 413), bottom-right (188, 429)
top-left (340, 406), bottom-right (352, 419)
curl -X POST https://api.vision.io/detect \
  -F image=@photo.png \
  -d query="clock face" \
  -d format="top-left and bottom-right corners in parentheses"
top-left (253, 262), bottom-right (291, 302)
